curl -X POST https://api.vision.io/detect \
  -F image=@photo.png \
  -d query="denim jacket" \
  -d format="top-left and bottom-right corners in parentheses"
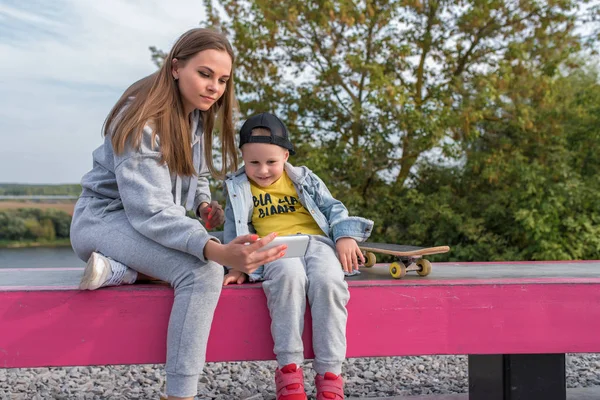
top-left (223, 162), bottom-right (374, 281)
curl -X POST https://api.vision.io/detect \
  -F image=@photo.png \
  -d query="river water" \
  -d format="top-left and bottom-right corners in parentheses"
top-left (0, 247), bottom-right (84, 269)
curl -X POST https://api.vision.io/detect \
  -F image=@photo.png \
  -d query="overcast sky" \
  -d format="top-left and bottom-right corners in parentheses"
top-left (0, 0), bottom-right (206, 184)
top-left (2, 1), bottom-right (597, 184)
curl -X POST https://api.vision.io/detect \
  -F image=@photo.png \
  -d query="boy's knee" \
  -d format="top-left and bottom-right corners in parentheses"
top-left (310, 272), bottom-right (347, 295)
top-left (266, 267), bottom-right (307, 294)
top-left (277, 266), bottom-right (307, 285)
top-left (312, 267), bottom-right (345, 285)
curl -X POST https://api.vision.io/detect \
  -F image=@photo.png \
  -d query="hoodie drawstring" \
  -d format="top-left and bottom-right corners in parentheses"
top-left (185, 134), bottom-right (201, 211)
top-left (176, 111), bottom-right (201, 212)
top-left (175, 176), bottom-right (182, 207)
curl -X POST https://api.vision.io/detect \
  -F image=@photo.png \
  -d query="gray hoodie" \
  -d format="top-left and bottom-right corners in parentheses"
top-left (79, 109), bottom-right (217, 262)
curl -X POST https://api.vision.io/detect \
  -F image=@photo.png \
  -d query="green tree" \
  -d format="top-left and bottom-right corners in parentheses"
top-left (39, 219), bottom-right (57, 241)
top-left (0, 208), bottom-right (72, 242)
top-left (399, 67), bottom-right (600, 261)
top-left (43, 208), bottom-right (72, 238)
top-left (148, 1), bottom-right (599, 261)
top-left (0, 211), bottom-right (27, 240)
top-left (23, 218), bottom-right (43, 240)
top-left (202, 0), bottom-right (587, 197)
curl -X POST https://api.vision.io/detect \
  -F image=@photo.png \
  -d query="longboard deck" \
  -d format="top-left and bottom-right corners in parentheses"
top-left (358, 242), bottom-right (450, 257)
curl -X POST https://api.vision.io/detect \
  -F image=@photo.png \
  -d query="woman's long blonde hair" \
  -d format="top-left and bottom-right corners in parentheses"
top-left (104, 28), bottom-right (238, 179)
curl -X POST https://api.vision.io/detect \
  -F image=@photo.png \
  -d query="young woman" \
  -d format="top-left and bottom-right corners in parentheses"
top-left (70, 28), bottom-right (286, 400)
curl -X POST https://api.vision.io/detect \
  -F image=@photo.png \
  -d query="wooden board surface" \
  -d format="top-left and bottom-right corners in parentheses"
top-left (358, 242), bottom-right (450, 257)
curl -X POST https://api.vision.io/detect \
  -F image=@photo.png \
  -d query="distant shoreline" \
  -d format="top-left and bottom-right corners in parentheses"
top-left (0, 195), bottom-right (79, 200)
top-left (0, 239), bottom-right (72, 249)
top-left (0, 200), bottom-right (76, 215)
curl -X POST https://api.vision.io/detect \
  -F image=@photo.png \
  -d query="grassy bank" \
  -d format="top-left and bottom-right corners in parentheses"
top-left (0, 200), bottom-right (76, 215)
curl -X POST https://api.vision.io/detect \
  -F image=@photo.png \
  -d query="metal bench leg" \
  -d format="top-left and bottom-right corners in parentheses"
top-left (468, 354), bottom-right (566, 400)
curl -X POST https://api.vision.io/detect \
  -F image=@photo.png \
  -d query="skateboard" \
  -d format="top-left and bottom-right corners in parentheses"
top-left (358, 242), bottom-right (450, 279)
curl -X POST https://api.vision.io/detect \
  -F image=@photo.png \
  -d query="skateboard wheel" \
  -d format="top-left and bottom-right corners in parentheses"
top-left (389, 262), bottom-right (406, 279)
top-left (416, 259), bottom-right (432, 276)
top-left (364, 252), bottom-right (376, 268)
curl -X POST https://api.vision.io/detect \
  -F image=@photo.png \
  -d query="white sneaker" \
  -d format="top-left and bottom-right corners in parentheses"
top-left (79, 252), bottom-right (137, 290)
top-left (79, 252), bottom-right (112, 290)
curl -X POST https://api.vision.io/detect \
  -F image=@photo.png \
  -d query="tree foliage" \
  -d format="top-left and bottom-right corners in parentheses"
top-left (149, 0), bottom-right (599, 261)
top-left (390, 67), bottom-right (600, 261)
top-left (0, 184), bottom-right (81, 196)
top-left (204, 0), bottom-right (588, 188)
top-left (0, 208), bottom-right (71, 242)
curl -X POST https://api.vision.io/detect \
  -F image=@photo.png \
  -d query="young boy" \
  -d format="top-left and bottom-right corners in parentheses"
top-left (223, 112), bottom-right (374, 400)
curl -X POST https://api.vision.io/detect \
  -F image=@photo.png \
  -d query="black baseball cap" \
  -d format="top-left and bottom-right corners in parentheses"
top-left (239, 112), bottom-right (295, 155)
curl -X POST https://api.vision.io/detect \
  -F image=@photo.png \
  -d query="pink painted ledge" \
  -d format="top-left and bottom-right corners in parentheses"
top-left (1, 261), bottom-right (600, 368)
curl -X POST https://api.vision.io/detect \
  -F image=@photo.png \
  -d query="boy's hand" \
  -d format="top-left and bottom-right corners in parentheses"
top-left (336, 237), bottom-right (365, 273)
top-left (223, 270), bottom-right (247, 286)
top-left (199, 201), bottom-right (225, 229)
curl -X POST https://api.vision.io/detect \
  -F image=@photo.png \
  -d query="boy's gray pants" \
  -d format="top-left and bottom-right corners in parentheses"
top-left (70, 197), bottom-right (222, 398)
top-left (262, 235), bottom-right (350, 375)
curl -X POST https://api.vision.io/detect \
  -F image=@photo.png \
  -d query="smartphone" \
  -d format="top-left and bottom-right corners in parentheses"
top-left (257, 235), bottom-right (310, 258)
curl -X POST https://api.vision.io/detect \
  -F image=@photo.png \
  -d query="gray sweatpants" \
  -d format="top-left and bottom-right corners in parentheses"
top-left (70, 197), bottom-right (223, 398)
top-left (262, 235), bottom-right (350, 375)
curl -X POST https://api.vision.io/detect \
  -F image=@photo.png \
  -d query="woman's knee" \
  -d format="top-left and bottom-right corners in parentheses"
top-left (70, 238), bottom-right (90, 262)
top-left (203, 261), bottom-right (226, 287)
top-left (69, 224), bottom-right (93, 262)
top-left (172, 260), bottom-right (224, 292)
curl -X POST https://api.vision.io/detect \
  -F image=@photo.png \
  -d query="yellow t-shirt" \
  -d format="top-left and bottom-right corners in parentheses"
top-left (250, 172), bottom-right (324, 237)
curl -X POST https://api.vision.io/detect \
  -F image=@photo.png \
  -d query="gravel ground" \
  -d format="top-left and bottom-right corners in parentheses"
top-left (1, 354), bottom-right (599, 399)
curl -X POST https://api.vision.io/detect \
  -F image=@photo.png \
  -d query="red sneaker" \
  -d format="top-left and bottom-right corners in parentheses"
top-left (315, 372), bottom-right (344, 400)
top-left (275, 364), bottom-right (307, 400)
